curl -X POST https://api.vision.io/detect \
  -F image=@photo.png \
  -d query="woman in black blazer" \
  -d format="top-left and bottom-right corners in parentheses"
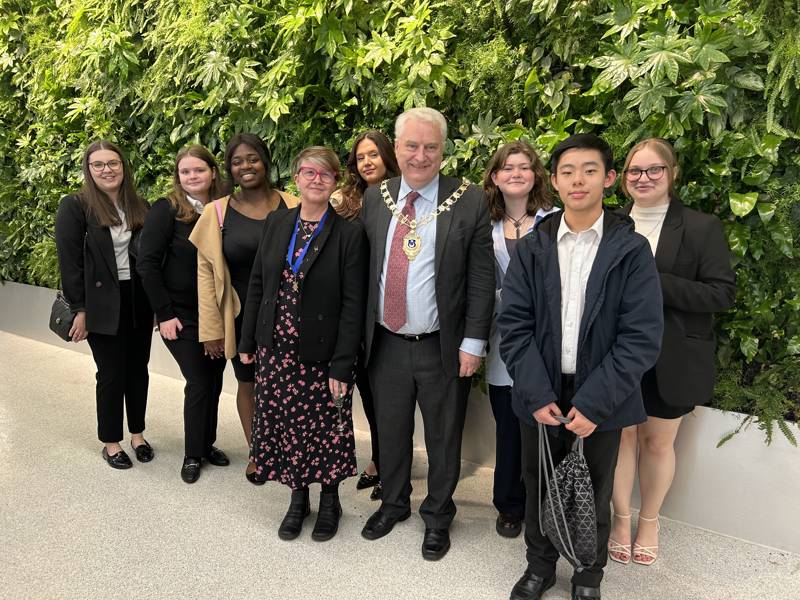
top-left (609, 138), bottom-right (736, 566)
top-left (137, 145), bottom-right (229, 484)
top-left (239, 146), bottom-right (367, 542)
top-left (55, 140), bottom-right (154, 469)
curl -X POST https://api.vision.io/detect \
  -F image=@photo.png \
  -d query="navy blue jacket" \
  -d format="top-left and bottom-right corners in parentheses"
top-left (498, 209), bottom-right (664, 432)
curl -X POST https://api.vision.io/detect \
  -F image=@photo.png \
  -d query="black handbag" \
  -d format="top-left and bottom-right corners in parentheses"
top-left (538, 423), bottom-right (598, 572)
top-left (49, 291), bottom-right (75, 342)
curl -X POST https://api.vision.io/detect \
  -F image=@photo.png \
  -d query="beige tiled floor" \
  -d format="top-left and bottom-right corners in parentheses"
top-left (1, 331), bottom-right (798, 600)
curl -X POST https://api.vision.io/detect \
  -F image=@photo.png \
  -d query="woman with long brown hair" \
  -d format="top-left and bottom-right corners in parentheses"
top-left (138, 145), bottom-right (229, 483)
top-left (331, 130), bottom-right (399, 500)
top-left (55, 140), bottom-right (154, 469)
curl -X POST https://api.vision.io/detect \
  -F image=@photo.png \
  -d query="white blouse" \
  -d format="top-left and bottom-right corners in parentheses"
top-left (109, 204), bottom-right (131, 281)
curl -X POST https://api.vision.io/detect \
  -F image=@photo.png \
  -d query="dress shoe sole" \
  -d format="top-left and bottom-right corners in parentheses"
top-left (360, 510), bottom-right (411, 541)
top-left (421, 538), bottom-right (451, 561)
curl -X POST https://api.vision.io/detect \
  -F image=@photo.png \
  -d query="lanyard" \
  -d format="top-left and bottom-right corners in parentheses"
top-left (286, 210), bottom-right (329, 274)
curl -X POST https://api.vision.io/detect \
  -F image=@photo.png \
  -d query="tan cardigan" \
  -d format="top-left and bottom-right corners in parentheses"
top-left (189, 192), bottom-right (299, 358)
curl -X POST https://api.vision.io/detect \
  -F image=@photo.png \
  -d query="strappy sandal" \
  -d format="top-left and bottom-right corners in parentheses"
top-left (632, 515), bottom-right (660, 565)
top-left (607, 512), bottom-right (632, 564)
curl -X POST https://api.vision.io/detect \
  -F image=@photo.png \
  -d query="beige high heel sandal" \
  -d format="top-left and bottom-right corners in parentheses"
top-left (607, 513), bottom-right (632, 564)
top-left (632, 515), bottom-right (660, 565)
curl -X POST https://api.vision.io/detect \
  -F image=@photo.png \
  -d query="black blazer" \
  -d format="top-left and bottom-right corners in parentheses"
top-left (360, 175), bottom-right (495, 377)
top-left (238, 205), bottom-right (368, 382)
top-left (621, 199), bottom-right (736, 406)
top-left (136, 198), bottom-right (201, 340)
top-left (55, 194), bottom-right (152, 335)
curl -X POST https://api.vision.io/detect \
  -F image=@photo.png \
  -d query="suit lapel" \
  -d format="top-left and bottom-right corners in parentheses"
top-left (654, 199), bottom-right (683, 274)
top-left (373, 178), bottom-right (398, 279)
top-left (435, 175), bottom-right (458, 273)
top-left (87, 221), bottom-right (118, 284)
top-left (270, 207), bottom-right (298, 275)
top-left (301, 206), bottom-right (335, 275)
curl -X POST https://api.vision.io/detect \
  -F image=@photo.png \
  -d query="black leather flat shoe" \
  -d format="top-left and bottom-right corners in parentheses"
top-left (181, 457), bottom-right (201, 484)
top-left (311, 492), bottom-right (342, 542)
top-left (369, 482), bottom-right (383, 501)
top-left (278, 489), bottom-right (310, 540)
top-left (102, 447), bottom-right (133, 470)
top-left (421, 528), bottom-right (450, 561)
top-left (572, 585), bottom-right (601, 600)
top-left (509, 571), bottom-right (556, 600)
top-left (246, 469), bottom-right (266, 485)
top-left (204, 446), bottom-right (230, 466)
top-left (496, 513), bottom-right (523, 538)
top-left (356, 470), bottom-right (380, 490)
top-left (131, 440), bottom-right (154, 463)
top-left (361, 509), bottom-right (411, 540)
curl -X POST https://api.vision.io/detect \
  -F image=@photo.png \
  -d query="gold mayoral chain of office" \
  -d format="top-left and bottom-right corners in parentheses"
top-left (380, 179), bottom-right (471, 261)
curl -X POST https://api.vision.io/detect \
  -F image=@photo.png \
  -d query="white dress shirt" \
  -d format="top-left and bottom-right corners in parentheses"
top-left (557, 212), bottom-right (604, 374)
top-left (109, 204), bottom-right (131, 281)
top-left (378, 175), bottom-right (485, 356)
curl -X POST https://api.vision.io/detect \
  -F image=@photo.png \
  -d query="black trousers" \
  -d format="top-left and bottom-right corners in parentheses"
top-left (488, 384), bottom-right (525, 519)
top-left (86, 281), bottom-right (152, 443)
top-left (355, 349), bottom-right (379, 471)
top-left (520, 376), bottom-right (622, 588)
top-left (164, 336), bottom-right (226, 457)
top-left (369, 327), bottom-right (470, 529)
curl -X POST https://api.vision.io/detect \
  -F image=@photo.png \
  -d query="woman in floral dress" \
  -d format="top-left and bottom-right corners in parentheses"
top-left (238, 146), bottom-right (367, 542)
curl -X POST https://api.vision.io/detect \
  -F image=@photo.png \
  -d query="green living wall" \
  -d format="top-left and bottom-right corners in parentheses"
top-left (0, 0), bottom-right (798, 442)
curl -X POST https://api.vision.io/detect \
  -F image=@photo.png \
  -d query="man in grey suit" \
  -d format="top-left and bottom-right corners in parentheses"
top-left (359, 107), bottom-right (494, 560)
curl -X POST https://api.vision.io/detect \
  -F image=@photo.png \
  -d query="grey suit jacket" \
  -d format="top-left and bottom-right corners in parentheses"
top-left (360, 174), bottom-right (495, 377)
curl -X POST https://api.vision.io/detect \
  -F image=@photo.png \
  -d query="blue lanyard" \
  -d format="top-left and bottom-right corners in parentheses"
top-left (286, 210), bottom-right (329, 274)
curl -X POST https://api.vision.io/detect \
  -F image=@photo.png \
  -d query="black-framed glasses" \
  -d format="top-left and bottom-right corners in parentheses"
top-left (89, 159), bottom-right (122, 172)
top-left (624, 165), bottom-right (667, 181)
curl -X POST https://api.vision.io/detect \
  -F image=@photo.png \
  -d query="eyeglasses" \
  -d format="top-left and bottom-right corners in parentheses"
top-left (297, 165), bottom-right (337, 184)
top-left (624, 165), bottom-right (667, 181)
top-left (89, 160), bottom-right (122, 172)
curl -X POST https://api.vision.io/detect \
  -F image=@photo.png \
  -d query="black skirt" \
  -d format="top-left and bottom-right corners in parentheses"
top-left (642, 369), bottom-right (693, 420)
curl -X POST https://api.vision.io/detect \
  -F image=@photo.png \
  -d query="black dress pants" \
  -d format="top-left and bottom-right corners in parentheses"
top-left (369, 327), bottom-right (471, 529)
top-left (488, 384), bottom-right (525, 519)
top-left (86, 281), bottom-right (152, 443)
top-left (519, 376), bottom-right (622, 588)
top-left (355, 349), bottom-right (379, 471)
top-left (164, 336), bottom-right (226, 457)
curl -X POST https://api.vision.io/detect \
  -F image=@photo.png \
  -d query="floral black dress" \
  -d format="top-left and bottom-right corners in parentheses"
top-left (249, 219), bottom-right (357, 489)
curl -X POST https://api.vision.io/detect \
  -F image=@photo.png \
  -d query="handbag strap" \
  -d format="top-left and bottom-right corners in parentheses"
top-left (214, 199), bottom-right (224, 230)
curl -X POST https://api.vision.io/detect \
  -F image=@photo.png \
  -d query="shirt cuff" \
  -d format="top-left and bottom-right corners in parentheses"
top-left (459, 337), bottom-right (487, 357)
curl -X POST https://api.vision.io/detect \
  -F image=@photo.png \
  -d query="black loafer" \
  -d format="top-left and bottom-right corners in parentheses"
top-left (369, 482), bottom-right (383, 501)
top-left (510, 571), bottom-right (556, 600)
top-left (102, 447), bottom-right (133, 470)
top-left (496, 513), bottom-right (523, 538)
top-left (361, 509), bottom-right (411, 540)
top-left (572, 585), bottom-right (601, 600)
top-left (181, 457), bottom-right (201, 484)
top-left (356, 470), bottom-right (380, 490)
top-left (204, 446), bottom-right (230, 466)
top-left (278, 489), bottom-right (311, 541)
top-left (246, 468), bottom-right (266, 486)
top-left (421, 528), bottom-right (450, 561)
top-left (311, 492), bottom-right (342, 542)
top-left (131, 440), bottom-right (154, 463)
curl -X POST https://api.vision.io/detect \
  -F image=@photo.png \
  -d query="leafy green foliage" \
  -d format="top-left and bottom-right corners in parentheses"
top-left (0, 0), bottom-right (798, 443)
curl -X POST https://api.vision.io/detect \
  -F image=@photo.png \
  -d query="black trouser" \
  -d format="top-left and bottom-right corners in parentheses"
top-left (355, 349), bottom-right (379, 472)
top-left (164, 336), bottom-right (226, 458)
top-left (488, 384), bottom-right (525, 519)
top-left (369, 327), bottom-right (470, 529)
top-left (86, 281), bottom-right (152, 443)
top-left (520, 375), bottom-right (622, 588)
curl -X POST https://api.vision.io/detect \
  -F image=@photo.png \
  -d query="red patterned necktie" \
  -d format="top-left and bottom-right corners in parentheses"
top-left (383, 191), bottom-right (420, 331)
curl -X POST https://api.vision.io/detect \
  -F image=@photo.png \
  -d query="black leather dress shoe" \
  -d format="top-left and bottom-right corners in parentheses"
top-left (361, 509), bottom-right (411, 540)
top-left (246, 467), bottom-right (266, 485)
top-left (496, 513), bottom-right (523, 538)
top-left (311, 492), bottom-right (342, 542)
top-left (509, 571), bottom-right (556, 600)
top-left (131, 440), bottom-right (154, 463)
top-left (421, 528), bottom-right (450, 561)
top-left (572, 584), bottom-right (601, 600)
top-left (102, 447), bottom-right (133, 470)
top-left (369, 482), bottom-right (383, 501)
top-left (356, 470), bottom-right (380, 490)
top-left (278, 489), bottom-right (310, 540)
top-left (204, 446), bottom-right (230, 466)
top-left (181, 457), bottom-right (201, 484)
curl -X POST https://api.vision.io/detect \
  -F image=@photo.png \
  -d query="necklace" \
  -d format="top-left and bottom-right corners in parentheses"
top-left (380, 180), bottom-right (470, 261)
top-left (504, 211), bottom-right (529, 239)
top-left (299, 219), bottom-right (317, 237)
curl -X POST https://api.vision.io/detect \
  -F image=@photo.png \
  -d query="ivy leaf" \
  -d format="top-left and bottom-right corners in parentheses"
top-left (729, 191), bottom-right (758, 216)
top-left (768, 222), bottom-right (794, 257)
top-left (587, 37), bottom-right (641, 95)
top-left (674, 82), bottom-right (727, 124)
top-left (733, 71), bottom-right (764, 91)
top-left (741, 159), bottom-right (773, 185)
top-left (637, 29), bottom-right (690, 83)
top-left (787, 335), bottom-right (800, 355)
top-left (726, 221), bottom-right (750, 256)
top-left (757, 134), bottom-right (783, 163)
top-left (623, 77), bottom-right (679, 119)
top-left (740, 335), bottom-right (759, 361)
top-left (757, 202), bottom-right (776, 223)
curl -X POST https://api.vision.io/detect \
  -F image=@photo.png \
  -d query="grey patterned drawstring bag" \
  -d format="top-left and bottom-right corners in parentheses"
top-left (538, 423), bottom-right (597, 571)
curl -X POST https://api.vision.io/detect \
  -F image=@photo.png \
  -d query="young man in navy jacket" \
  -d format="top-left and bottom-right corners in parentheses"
top-left (498, 134), bottom-right (663, 600)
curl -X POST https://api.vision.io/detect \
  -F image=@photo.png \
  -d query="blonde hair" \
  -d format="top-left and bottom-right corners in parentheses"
top-left (291, 146), bottom-right (341, 177)
top-left (395, 107), bottom-right (447, 142)
top-left (620, 138), bottom-right (679, 200)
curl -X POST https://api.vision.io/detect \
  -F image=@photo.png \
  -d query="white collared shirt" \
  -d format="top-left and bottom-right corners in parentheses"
top-left (557, 212), bottom-right (604, 374)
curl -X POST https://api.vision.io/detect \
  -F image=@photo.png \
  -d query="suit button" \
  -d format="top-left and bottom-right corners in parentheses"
top-left (317, 314), bottom-right (323, 320)
top-left (297, 316), bottom-right (302, 322)
top-left (95, 281), bottom-right (102, 288)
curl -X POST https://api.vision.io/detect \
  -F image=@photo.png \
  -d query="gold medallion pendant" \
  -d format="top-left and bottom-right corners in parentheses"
top-left (402, 230), bottom-right (422, 261)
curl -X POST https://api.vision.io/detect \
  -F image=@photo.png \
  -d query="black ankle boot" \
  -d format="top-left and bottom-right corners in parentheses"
top-left (312, 491), bottom-right (342, 542)
top-left (278, 489), bottom-right (310, 541)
